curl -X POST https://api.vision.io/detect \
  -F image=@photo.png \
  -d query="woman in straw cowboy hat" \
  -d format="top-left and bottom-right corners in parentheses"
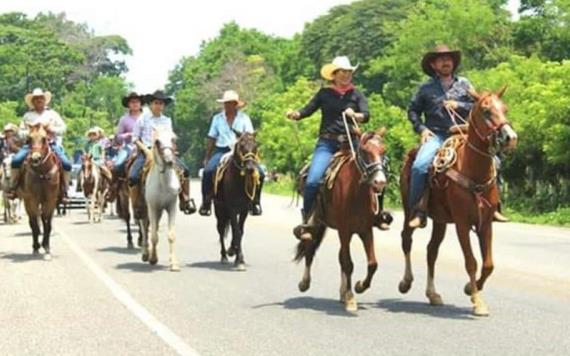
top-left (8, 88), bottom-right (72, 201)
top-left (286, 56), bottom-right (392, 240)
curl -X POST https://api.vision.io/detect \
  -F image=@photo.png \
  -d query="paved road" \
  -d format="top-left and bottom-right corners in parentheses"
top-left (1, 191), bottom-right (569, 356)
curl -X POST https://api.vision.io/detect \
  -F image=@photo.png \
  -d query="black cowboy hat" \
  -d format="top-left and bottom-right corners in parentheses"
top-left (144, 90), bottom-right (173, 105)
top-left (121, 92), bottom-right (144, 108)
top-left (421, 45), bottom-right (462, 77)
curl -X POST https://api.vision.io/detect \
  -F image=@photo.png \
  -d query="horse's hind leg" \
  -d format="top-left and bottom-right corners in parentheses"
top-left (229, 212), bottom-right (245, 271)
top-left (41, 212), bottom-right (53, 261)
top-left (167, 205), bottom-right (179, 272)
top-left (298, 224), bottom-right (325, 292)
top-left (425, 222), bottom-right (446, 305)
top-left (338, 229), bottom-right (357, 312)
top-left (355, 229), bottom-right (377, 294)
top-left (215, 207), bottom-right (230, 264)
top-left (148, 210), bottom-right (160, 266)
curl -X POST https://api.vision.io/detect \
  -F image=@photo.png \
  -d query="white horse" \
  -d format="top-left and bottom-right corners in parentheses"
top-left (2, 155), bottom-right (22, 224)
top-left (140, 128), bottom-right (180, 271)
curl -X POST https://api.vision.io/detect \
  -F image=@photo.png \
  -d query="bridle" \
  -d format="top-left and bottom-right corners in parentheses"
top-left (153, 139), bottom-right (175, 174)
top-left (232, 135), bottom-right (261, 201)
top-left (29, 139), bottom-right (57, 180)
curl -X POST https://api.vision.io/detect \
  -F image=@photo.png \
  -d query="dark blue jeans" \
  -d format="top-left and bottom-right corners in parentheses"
top-left (202, 147), bottom-right (232, 200)
top-left (12, 143), bottom-right (71, 171)
top-left (129, 150), bottom-right (190, 185)
top-left (303, 138), bottom-right (341, 214)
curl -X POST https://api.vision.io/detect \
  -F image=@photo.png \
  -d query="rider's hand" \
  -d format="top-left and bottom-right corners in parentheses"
top-left (443, 100), bottom-right (458, 110)
top-left (286, 110), bottom-right (301, 121)
top-left (420, 128), bottom-right (435, 144)
top-left (344, 108), bottom-right (356, 118)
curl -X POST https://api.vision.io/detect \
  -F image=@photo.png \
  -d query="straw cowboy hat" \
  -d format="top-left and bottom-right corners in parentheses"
top-left (122, 92), bottom-right (144, 108)
top-left (216, 90), bottom-right (245, 108)
top-left (144, 90), bottom-right (173, 105)
top-left (421, 45), bottom-right (462, 77)
top-left (320, 56), bottom-right (359, 81)
top-left (3, 123), bottom-right (18, 133)
top-left (25, 88), bottom-right (52, 109)
top-left (86, 128), bottom-right (99, 137)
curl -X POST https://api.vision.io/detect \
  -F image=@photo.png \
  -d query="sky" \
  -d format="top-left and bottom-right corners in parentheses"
top-left (1, 0), bottom-right (520, 93)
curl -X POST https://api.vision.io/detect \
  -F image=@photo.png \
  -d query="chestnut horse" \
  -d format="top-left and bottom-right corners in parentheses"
top-left (213, 132), bottom-right (261, 271)
top-left (398, 88), bottom-right (518, 316)
top-left (110, 158), bottom-right (140, 249)
top-left (18, 125), bottom-right (61, 260)
top-left (294, 129), bottom-right (388, 312)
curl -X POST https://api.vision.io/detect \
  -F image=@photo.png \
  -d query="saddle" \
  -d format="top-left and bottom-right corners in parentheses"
top-left (213, 151), bottom-right (234, 195)
top-left (298, 149), bottom-right (352, 193)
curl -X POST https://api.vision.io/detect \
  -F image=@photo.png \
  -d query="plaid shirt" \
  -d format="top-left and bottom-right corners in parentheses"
top-left (132, 113), bottom-right (172, 147)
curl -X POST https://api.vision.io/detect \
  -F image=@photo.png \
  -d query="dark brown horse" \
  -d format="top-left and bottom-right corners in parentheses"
top-left (294, 129), bottom-right (388, 312)
top-left (398, 88), bottom-right (518, 316)
top-left (18, 125), bottom-right (61, 260)
top-left (213, 132), bottom-right (261, 271)
top-left (110, 157), bottom-right (140, 249)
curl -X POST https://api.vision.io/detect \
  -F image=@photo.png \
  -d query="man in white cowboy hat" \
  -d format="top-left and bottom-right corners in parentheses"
top-left (199, 90), bottom-right (264, 216)
top-left (8, 88), bottom-right (72, 200)
top-left (129, 90), bottom-right (196, 214)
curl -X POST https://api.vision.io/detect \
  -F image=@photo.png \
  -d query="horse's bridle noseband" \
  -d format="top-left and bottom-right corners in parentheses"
top-left (355, 140), bottom-right (386, 184)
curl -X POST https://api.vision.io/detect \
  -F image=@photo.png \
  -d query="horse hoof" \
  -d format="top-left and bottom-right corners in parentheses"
top-left (221, 256), bottom-right (229, 264)
top-left (141, 253), bottom-right (149, 262)
top-left (298, 280), bottom-right (310, 292)
top-left (170, 264), bottom-right (181, 272)
top-left (32, 249), bottom-right (40, 256)
top-left (464, 282), bottom-right (473, 296)
top-left (345, 299), bottom-right (358, 313)
top-left (235, 263), bottom-right (246, 272)
top-left (354, 281), bottom-right (367, 294)
top-left (398, 280), bottom-right (412, 294)
top-left (427, 293), bottom-right (444, 306)
top-left (149, 256), bottom-right (158, 265)
top-left (43, 253), bottom-right (52, 261)
top-left (227, 247), bottom-right (236, 257)
top-left (473, 304), bottom-right (490, 317)
top-left (127, 241), bottom-right (135, 249)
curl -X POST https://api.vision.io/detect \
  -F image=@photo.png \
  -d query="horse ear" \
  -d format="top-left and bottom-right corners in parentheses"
top-left (468, 88), bottom-right (481, 101)
top-left (497, 85), bottom-right (508, 98)
top-left (376, 127), bottom-right (387, 137)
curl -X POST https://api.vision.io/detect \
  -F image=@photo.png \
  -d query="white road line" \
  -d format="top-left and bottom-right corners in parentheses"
top-left (58, 229), bottom-right (201, 356)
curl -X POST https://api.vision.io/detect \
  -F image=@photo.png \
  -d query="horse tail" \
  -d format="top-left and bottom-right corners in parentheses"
top-left (293, 225), bottom-right (325, 263)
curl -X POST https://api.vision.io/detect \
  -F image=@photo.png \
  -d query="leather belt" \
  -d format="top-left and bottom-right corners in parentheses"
top-left (320, 133), bottom-right (356, 143)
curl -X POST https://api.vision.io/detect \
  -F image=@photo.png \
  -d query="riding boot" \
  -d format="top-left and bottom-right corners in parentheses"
top-left (199, 196), bottom-right (212, 216)
top-left (409, 190), bottom-right (429, 229)
top-left (6, 168), bottom-right (20, 200)
top-left (374, 191), bottom-right (393, 231)
top-left (493, 202), bottom-right (509, 222)
top-left (293, 209), bottom-right (313, 241)
top-left (250, 178), bottom-right (263, 216)
top-left (178, 177), bottom-right (197, 215)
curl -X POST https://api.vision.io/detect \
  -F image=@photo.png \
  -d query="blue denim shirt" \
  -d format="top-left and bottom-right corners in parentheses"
top-left (407, 76), bottom-right (474, 134)
top-left (207, 110), bottom-right (254, 148)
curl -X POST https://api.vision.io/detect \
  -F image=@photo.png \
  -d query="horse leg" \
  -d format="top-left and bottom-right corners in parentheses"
top-left (229, 213), bottom-right (245, 271)
top-left (167, 204), bottom-right (179, 272)
top-left (140, 217), bottom-right (150, 262)
top-left (122, 197), bottom-right (134, 249)
top-left (354, 229), bottom-right (377, 294)
top-left (28, 214), bottom-right (41, 255)
top-left (148, 209), bottom-right (160, 266)
top-left (398, 222), bottom-right (415, 294)
top-left (455, 224), bottom-right (488, 316)
top-left (425, 222), bottom-right (446, 305)
top-left (41, 212), bottom-right (53, 261)
top-left (298, 223), bottom-right (325, 292)
top-left (471, 223), bottom-right (494, 293)
top-left (338, 229), bottom-right (357, 312)
top-left (235, 210), bottom-right (248, 271)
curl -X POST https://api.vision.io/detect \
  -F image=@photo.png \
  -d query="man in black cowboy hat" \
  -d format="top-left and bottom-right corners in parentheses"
top-left (406, 45), bottom-right (476, 228)
top-left (129, 90), bottom-right (196, 215)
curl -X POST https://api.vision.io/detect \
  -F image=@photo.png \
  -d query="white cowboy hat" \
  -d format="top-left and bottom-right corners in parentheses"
top-left (94, 126), bottom-right (105, 136)
top-left (216, 90), bottom-right (245, 107)
top-left (320, 56), bottom-right (359, 81)
top-left (24, 88), bottom-right (52, 109)
top-left (3, 123), bottom-right (18, 133)
top-left (86, 128), bottom-right (99, 137)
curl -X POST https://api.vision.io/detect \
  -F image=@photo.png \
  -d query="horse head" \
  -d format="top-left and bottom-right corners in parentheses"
top-left (357, 128), bottom-right (387, 193)
top-left (234, 132), bottom-right (259, 175)
top-left (151, 128), bottom-right (176, 168)
top-left (82, 153), bottom-right (94, 179)
top-left (469, 87), bottom-right (518, 154)
top-left (28, 124), bottom-right (49, 167)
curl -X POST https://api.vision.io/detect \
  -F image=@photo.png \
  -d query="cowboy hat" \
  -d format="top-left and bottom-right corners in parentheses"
top-left (144, 90), bottom-right (173, 105)
top-left (421, 45), bottom-right (462, 77)
top-left (320, 56), bottom-right (359, 81)
top-left (25, 88), bottom-right (52, 109)
top-left (3, 123), bottom-right (18, 133)
top-left (122, 92), bottom-right (144, 108)
top-left (216, 90), bottom-right (245, 108)
top-left (86, 128), bottom-right (99, 137)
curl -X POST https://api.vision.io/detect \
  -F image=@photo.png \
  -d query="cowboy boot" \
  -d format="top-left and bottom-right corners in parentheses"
top-left (199, 196), bottom-right (212, 216)
top-left (409, 190), bottom-right (429, 229)
top-left (6, 168), bottom-right (20, 200)
top-left (374, 191), bottom-right (393, 231)
top-left (293, 209), bottom-right (313, 241)
top-left (493, 202), bottom-right (509, 222)
top-left (178, 176), bottom-right (197, 215)
top-left (249, 178), bottom-right (263, 216)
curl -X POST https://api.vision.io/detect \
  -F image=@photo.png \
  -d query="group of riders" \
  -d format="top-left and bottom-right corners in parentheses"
top-left (0, 44), bottom-right (509, 235)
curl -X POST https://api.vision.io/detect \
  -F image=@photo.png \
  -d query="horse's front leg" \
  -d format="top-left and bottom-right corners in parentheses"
top-left (425, 222), bottom-right (446, 305)
top-left (229, 212), bottom-right (245, 271)
top-left (167, 203), bottom-right (179, 272)
top-left (41, 212), bottom-right (53, 261)
top-left (455, 224), bottom-right (488, 316)
top-left (470, 221), bottom-right (494, 294)
top-left (28, 214), bottom-right (41, 255)
top-left (140, 217), bottom-right (150, 263)
top-left (355, 229), bottom-right (377, 294)
top-left (398, 221), bottom-right (415, 294)
top-left (148, 209), bottom-right (159, 266)
top-left (338, 229), bottom-right (357, 312)
top-left (235, 210), bottom-right (248, 271)
top-left (215, 206), bottom-right (229, 264)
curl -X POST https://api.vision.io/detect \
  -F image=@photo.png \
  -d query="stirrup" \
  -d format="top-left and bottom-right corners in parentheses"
top-left (198, 202), bottom-right (211, 216)
top-left (293, 223), bottom-right (312, 241)
top-left (375, 211), bottom-right (393, 231)
top-left (408, 211), bottom-right (427, 229)
top-left (250, 203), bottom-right (262, 216)
top-left (181, 198), bottom-right (197, 215)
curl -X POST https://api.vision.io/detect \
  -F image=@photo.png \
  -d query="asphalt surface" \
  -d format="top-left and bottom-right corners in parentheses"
top-left (1, 190), bottom-right (569, 356)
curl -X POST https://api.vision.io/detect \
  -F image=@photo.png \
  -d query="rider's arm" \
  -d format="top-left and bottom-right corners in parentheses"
top-left (354, 91), bottom-right (370, 123)
top-left (205, 114), bottom-right (219, 163)
top-left (132, 116), bottom-right (143, 142)
top-left (297, 90), bottom-right (322, 120)
top-left (49, 111), bottom-right (67, 136)
top-left (204, 138), bottom-right (215, 162)
top-left (456, 78), bottom-right (475, 114)
top-left (116, 117), bottom-right (129, 143)
top-left (408, 87), bottom-right (427, 135)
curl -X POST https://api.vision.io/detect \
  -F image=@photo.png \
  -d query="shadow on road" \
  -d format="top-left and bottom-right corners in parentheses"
top-left (253, 296), bottom-right (359, 318)
top-left (187, 261), bottom-right (239, 272)
top-left (115, 262), bottom-right (168, 273)
top-left (6, 231), bottom-right (34, 237)
top-left (98, 246), bottom-right (140, 255)
top-left (1, 253), bottom-right (51, 263)
top-left (374, 298), bottom-right (474, 320)
top-left (72, 221), bottom-right (90, 225)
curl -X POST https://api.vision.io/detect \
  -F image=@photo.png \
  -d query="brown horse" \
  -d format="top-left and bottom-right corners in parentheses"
top-left (294, 129), bottom-right (388, 312)
top-left (18, 125), bottom-right (61, 260)
top-left (398, 88), bottom-right (518, 316)
top-left (213, 132), bottom-right (261, 271)
top-left (110, 157), bottom-right (140, 249)
top-left (81, 154), bottom-right (110, 223)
